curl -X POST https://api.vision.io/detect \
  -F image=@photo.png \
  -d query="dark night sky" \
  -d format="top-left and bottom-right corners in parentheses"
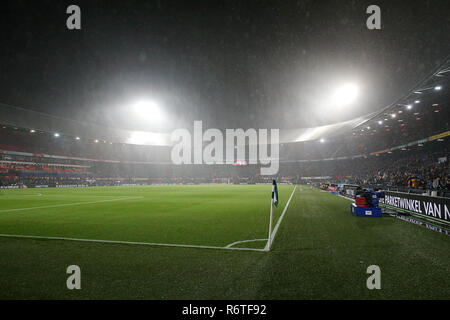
top-left (0, 0), bottom-right (449, 132)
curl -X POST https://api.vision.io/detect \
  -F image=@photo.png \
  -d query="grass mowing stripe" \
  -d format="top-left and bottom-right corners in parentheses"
top-left (0, 196), bottom-right (144, 213)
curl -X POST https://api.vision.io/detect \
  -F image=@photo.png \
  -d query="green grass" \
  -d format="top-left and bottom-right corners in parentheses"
top-left (0, 184), bottom-right (294, 249)
top-left (0, 185), bottom-right (448, 299)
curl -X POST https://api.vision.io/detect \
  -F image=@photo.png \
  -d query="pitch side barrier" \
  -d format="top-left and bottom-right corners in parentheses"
top-left (380, 190), bottom-right (450, 225)
top-left (1, 182), bottom-right (291, 189)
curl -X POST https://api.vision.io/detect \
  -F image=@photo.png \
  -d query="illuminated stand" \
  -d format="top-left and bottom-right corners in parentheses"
top-left (350, 190), bottom-right (385, 217)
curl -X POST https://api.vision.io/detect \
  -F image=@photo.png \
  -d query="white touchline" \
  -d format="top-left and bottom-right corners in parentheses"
top-left (0, 196), bottom-right (144, 213)
top-left (0, 233), bottom-right (267, 252)
top-left (266, 185), bottom-right (297, 250)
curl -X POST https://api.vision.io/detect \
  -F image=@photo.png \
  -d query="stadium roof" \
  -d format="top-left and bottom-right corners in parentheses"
top-left (1, 53), bottom-right (449, 146)
top-left (354, 54), bottom-right (450, 132)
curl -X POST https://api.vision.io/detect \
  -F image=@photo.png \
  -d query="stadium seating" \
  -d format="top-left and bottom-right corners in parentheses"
top-left (0, 120), bottom-right (449, 195)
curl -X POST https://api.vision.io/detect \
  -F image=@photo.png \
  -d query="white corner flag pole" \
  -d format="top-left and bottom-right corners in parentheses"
top-left (266, 189), bottom-right (274, 251)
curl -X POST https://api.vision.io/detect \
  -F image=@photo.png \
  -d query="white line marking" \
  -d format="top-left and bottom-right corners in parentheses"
top-left (225, 238), bottom-right (268, 248)
top-left (0, 233), bottom-right (267, 252)
top-left (0, 196), bottom-right (144, 213)
top-left (266, 185), bottom-right (297, 250)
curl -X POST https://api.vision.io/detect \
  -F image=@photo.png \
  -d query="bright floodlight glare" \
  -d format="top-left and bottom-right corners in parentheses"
top-left (75, 136), bottom-right (80, 140)
top-left (331, 83), bottom-right (359, 106)
top-left (54, 133), bottom-right (60, 137)
top-left (414, 100), bottom-right (420, 104)
top-left (133, 100), bottom-right (164, 122)
top-left (406, 105), bottom-right (412, 110)
top-left (126, 131), bottom-right (166, 145)
top-left (434, 85), bottom-right (442, 91)
top-left (320, 138), bottom-right (325, 143)
top-left (378, 120), bottom-right (383, 125)
top-left (391, 113), bottom-right (396, 118)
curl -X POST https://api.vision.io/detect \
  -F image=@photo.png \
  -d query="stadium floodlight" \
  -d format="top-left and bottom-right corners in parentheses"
top-left (391, 113), bottom-right (396, 118)
top-left (330, 83), bottom-right (359, 107)
top-left (434, 85), bottom-right (442, 91)
top-left (126, 130), bottom-right (167, 145)
top-left (132, 99), bottom-right (164, 123)
top-left (406, 105), bottom-right (412, 110)
top-left (378, 120), bottom-right (383, 125)
top-left (414, 100), bottom-right (420, 104)
top-left (54, 133), bottom-right (60, 137)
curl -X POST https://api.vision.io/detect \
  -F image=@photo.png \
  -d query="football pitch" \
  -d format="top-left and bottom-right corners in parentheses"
top-left (0, 185), bottom-right (448, 299)
top-left (0, 184), bottom-right (296, 250)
